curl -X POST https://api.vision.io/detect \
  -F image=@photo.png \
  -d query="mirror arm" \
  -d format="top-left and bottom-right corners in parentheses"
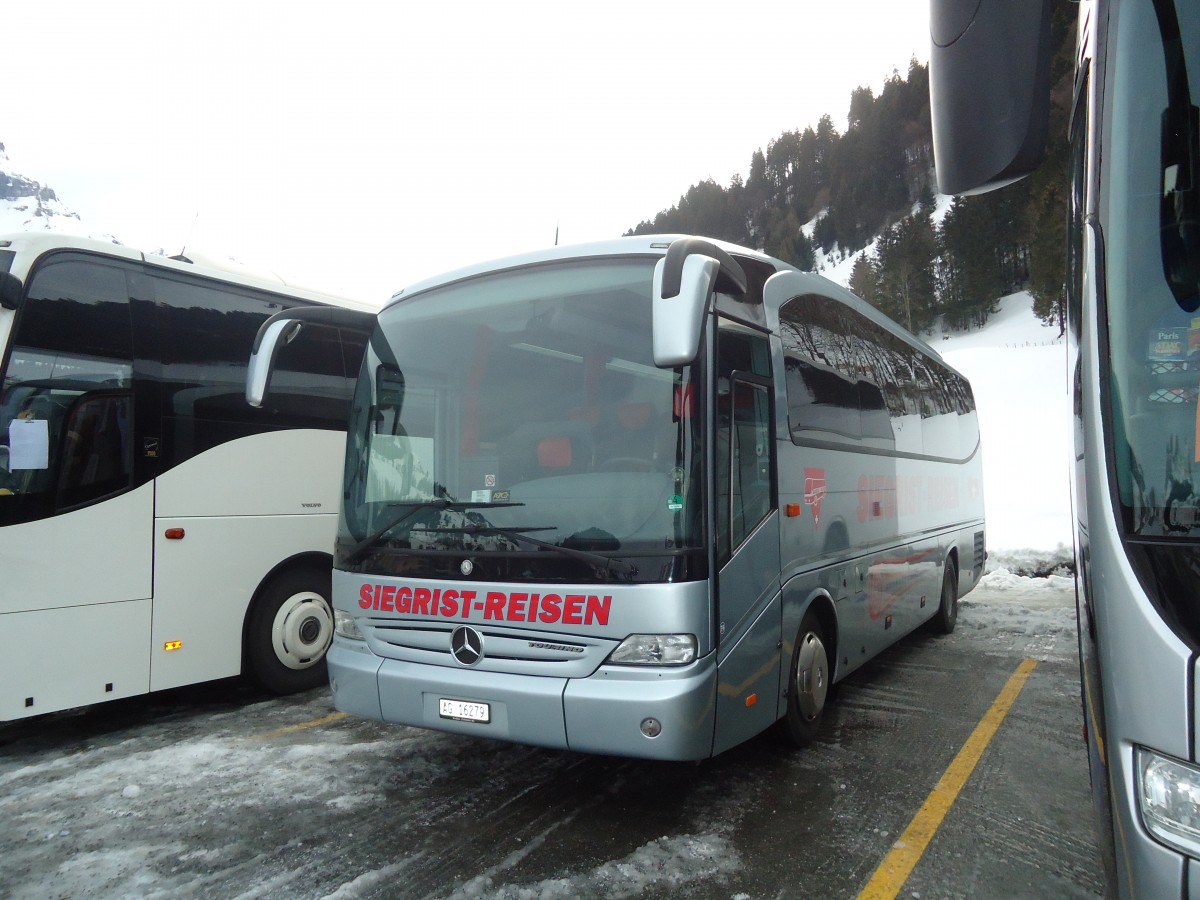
top-left (246, 306), bottom-right (375, 407)
top-left (660, 238), bottom-right (748, 299)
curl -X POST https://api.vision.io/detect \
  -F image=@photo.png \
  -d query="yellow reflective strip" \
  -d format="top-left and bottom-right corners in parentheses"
top-left (858, 658), bottom-right (1039, 900)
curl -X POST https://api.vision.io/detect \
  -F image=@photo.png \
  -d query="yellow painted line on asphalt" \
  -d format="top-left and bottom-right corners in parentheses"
top-left (254, 711), bottom-right (348, 740)
top-left (857, 657), bottom-right (1039, 900)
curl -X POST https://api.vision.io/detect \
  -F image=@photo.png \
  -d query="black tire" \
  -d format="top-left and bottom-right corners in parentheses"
top-left (931, 556), bottom-right (959, 635)
top-left (246, 565), bottom-right (334, 694)
top-left (776, 608), bottom-right (831, 749)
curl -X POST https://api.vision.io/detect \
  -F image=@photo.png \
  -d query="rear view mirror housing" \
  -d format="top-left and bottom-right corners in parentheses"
top-left (929, 0), bottom-right (1053, 195)
top-left (652, 238), bottom-right (747, 368)
top-left (246, 306), bottom-right (375, 407)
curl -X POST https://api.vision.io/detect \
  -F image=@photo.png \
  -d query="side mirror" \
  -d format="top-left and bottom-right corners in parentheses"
top-left (246, 306), bottom-right (375, 407)
top-left (0, 272), bottom-right (23, 310)
top-left (929, 0), bottom-right (1053, 195)
top-left (246, 316), bottom-right (301, 408)
top-left (652, 238), bottom-right (747, 367)
top-left (1156, 0), bottom-right (1200, 313)
top-left (1160, 102), bottom-right (1200, 311)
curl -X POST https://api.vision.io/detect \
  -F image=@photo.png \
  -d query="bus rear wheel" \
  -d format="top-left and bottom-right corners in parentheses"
top-left (931, 557), bottom-right (959, 635)
top-left (776, 609), bottom-right (830, 749)
top-left (247, 566), bottom-right (334, 694)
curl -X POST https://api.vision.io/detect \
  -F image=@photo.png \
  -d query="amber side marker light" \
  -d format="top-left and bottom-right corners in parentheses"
top-left (164, 641), bottom-right (183, 651)
top-left (165, 528), bottom-right (185, 540)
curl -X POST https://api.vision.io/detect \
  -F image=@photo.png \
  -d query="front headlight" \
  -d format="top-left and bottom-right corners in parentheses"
top-left (334, 609), bottom-right (365, 641)
top-left (1137, 747), bottom-right (1200, 857)
top-left (609, 633), bottom-right (696, 666)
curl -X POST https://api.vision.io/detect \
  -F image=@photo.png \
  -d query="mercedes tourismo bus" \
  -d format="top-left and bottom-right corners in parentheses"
top-left (0, 232), bottom-right (374, 721)
top-left (930, 0), bottom-right (1200, 892)
top-left (249, 235), bottom-right (986, 760)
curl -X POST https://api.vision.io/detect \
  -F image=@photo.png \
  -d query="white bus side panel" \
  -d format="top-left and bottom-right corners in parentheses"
top-left (149, 430), bottom-right (344, 692)
top-left (1, 484), bottom-right (154, 719)
top-left (0, 482), bottom-right (154, 615)
top-left (154, 429), bottom-right (345, 518)
top-left (150, 512), bottom-right (337, 691)
top-left (1, 600), bottom-right (152, 720)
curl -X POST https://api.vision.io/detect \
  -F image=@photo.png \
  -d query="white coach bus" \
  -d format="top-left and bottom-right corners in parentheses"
top-left (251, 235), bottom-right (985, 759)
top-left (0, 232), bottom-right (374, 720)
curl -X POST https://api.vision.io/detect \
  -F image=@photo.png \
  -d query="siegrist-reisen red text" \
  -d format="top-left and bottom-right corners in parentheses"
top-left (358, 584), bottom-right (612, 626)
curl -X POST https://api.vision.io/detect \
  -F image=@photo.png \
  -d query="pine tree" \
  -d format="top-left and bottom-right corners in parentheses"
top-left (849, 253), bottom-right (883, 307)
top-left (877, 210), bottom-right (938, 333)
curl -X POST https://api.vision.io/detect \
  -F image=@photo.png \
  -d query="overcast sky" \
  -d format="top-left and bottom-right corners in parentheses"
top-left (7, 1), bottom-right (931, 303)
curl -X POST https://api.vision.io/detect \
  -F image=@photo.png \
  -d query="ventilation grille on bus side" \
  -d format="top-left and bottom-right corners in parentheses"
top-left (973, 531), bottom-right (986, 575)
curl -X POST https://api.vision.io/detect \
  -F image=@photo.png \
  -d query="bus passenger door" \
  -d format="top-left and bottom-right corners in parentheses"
top-left (712, 322), bottom-right (782, 754)
top-left (0, 256), bottom-right (154, 719)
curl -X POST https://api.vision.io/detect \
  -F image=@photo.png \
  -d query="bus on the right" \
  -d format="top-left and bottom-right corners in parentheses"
top-left (930, 0), bottom-right (1200, 893)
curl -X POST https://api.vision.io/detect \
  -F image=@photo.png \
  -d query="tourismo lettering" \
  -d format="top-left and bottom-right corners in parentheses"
top-left (358, 584), bottom-right (612, 627)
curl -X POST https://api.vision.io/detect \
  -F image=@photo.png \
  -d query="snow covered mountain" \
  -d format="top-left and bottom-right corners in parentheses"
top-left (0, 143), bottom-right (116, 241)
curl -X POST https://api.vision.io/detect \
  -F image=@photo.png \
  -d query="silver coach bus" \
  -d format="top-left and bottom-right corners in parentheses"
top-left (250, 235), bottom-right (985, 760)
top-left (930, 0), bottom-right (1200, 893)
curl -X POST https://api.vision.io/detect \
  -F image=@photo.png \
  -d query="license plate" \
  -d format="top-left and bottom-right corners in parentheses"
top-left (439, 698), bottom-right (490, 723)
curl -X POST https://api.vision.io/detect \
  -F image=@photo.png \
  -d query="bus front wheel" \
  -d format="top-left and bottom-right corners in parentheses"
top-left (246, 566), bottom-right (334, 694)
top-left (777, 609), bottom-right (830, 749)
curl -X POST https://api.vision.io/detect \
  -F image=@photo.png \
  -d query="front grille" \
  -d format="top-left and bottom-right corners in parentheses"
top-left (362, 618), bottom-right (618, 678)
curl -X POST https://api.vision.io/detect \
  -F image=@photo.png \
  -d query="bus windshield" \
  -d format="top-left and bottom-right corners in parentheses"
top-left (1107, 0), bottom-right (1200, 539)
top-left (336, 256), bottom-right (705, 584)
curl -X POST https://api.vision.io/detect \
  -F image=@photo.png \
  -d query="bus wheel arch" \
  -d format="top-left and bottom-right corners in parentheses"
top-left (777, 594), bottom-right (836, 749)
top-left (244, 553), bottom-right (334, 694)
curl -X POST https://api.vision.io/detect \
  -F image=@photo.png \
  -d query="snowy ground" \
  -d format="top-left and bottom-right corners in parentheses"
top-left (0, 571), bottom-right (1092, 900)
top-left (937, 290), bottom-right (1077, 644)
top-left (940, 292), bottom-right (1072, 566)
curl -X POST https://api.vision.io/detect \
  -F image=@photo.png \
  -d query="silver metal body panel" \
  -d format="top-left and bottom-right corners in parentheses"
top-left (1070, 3), bottom-right (1198, 893)
top-left (563, 655), bottom-right (717, 760)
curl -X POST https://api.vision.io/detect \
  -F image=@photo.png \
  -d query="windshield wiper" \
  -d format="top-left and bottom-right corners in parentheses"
top-left (418, 523), bottom-right (638, 579)
top-left (343, 498), bottom-right (525, 564)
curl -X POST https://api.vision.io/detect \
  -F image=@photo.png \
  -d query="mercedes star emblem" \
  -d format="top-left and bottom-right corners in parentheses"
top-left (450, 625), bottom-right (484, 666)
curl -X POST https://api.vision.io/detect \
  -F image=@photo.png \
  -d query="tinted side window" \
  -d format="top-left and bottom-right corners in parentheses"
top-left (779, 294), bottom-right (863, 442)
top-left (0, 256), bottom-right (134, 524)
top-left (154, 273), bottom-right (352, 463)
top-left (779, 292), bottom-right (975, 459)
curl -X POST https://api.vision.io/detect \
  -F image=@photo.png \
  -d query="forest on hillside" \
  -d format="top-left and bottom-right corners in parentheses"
top-left (627, 3), bottom-right (1075, 336)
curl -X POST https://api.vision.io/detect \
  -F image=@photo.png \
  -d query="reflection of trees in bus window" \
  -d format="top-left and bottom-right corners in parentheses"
top-left (779, 291), bottom-right (974, 460)
top-left (784, 355), bottom-right (862, 440)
